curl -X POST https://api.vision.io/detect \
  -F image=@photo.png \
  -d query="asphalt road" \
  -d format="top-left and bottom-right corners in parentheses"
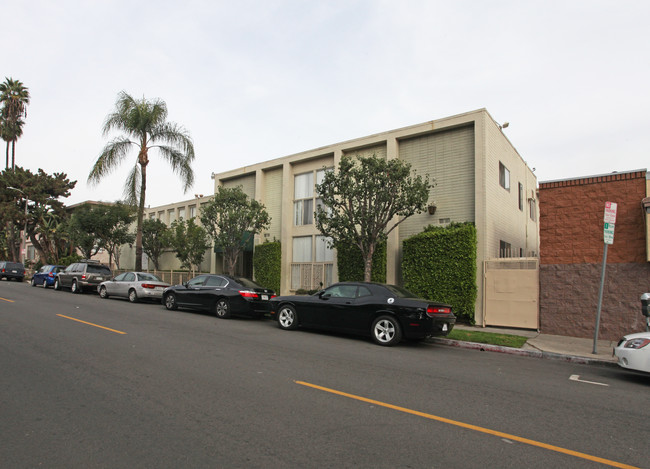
top-left (1, 280), bottom-right (649, 469)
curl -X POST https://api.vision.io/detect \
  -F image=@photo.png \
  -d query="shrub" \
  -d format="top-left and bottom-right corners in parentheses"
top-left (253, 240), bottom-right (281, 293)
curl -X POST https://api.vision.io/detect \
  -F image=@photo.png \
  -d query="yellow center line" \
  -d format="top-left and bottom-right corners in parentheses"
top-left (295, 380), bottom-right (638, 469)
top-left (0, 297), bottom-right (15, 303)
top-left (56, 314), bottom-right (127, 335)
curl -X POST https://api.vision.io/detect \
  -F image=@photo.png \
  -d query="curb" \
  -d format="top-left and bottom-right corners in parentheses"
top-left (429, 337), bottom-right (618, 368)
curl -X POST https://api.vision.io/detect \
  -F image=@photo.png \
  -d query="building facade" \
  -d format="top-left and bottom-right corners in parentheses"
top-left (539, 169), bottom-right (650, 340)
top-left (210, 109), bottom-right (539, 326)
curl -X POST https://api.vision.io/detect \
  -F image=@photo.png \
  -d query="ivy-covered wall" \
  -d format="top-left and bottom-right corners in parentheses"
top-left (402, 222), bottom-right (477, 323)
top-left (336, 241), bottom-right (386, 283)
top-left (253, 240), bottom-right (281, 294)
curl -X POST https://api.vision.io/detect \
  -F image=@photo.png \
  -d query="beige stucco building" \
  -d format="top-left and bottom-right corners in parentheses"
top-left (207, 109), bottom-right (539, 325)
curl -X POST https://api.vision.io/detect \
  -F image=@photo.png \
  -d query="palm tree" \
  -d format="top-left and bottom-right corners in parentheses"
top-left (0, 77), bottom-right (30, 170)
top-left (88, 91), bottom-right (195, 271)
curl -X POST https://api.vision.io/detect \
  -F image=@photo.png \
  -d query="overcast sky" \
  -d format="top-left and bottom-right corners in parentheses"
top-left (3, 0), bottom-right (649, 208)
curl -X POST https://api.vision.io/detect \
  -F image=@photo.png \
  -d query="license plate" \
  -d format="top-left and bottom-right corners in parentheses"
top-left (262, 295), bottom-right (268, 300)
top-left (11, 270), bottom-right (17, 273)
top-left (442, 324), bottom-right (448, 331)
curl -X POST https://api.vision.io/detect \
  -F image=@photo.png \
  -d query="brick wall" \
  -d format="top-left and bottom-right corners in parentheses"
top-left (539, 171), bottom-right (649, 339)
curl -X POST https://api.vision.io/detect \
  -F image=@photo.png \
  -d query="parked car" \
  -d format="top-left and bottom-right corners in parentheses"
top-left (613, 332), bottom-right (650, 373)
top-left (31, 264), bottom-right (66, 288)
top-left (270, 282), bottom-right (456, 346)
top-left (54, 260), bottom-right (112, 293)
top-left (0, 261), bottom-right (25, 282)
top-left (98, 272), bottom-right (170, 303)
top-left (162, 274), bottom-right (276, 319)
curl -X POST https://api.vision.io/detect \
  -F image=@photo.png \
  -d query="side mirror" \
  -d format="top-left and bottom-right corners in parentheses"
top-left (320, 291), bottom-right (331, 299)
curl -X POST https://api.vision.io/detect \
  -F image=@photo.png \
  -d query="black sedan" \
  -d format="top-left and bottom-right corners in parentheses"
top-left (270, 282), bottom-right (456, 346)
top-left (162, 274), bottom-right (276, 319)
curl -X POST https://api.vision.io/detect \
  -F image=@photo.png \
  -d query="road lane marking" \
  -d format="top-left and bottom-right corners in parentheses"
top-left (295, 380), bottom-right (637, 469)
top-left (0, 297), bottom-right (15, 303)
top-left (56, 314), bottom-right (127, 335)
top-left (569, 374), bottom-right (609, 386)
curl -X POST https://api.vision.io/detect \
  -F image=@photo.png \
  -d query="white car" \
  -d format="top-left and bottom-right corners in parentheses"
top-left (614, 332), bottom-right (650, 373)
top-left (98, 272), bottom-right (170, 303)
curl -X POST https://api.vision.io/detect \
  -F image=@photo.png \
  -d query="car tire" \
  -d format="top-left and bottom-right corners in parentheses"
top-left (31, 278), bottom-right (36, 287)
top-left (99, 286), bottom-right (109, 299)
top-left (43, 279), bottom-right (48, 289)
top-left (128, 289), bottom-right (138, 303)
top-left (164, 293), bottom-right (178, 310)
top-left (215, 298), bottom-right (231, 319)
top-left (54, 278), bottom-right (61, 291)
top-left (71, 280), bottom-right (80, 294)
top-left (371, 315), bottom-right (402, 346)
top-left (277, 305), bottom-right (298, 330)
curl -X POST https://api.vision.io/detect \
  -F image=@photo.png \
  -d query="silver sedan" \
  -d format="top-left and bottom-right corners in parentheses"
top-left (98, 272), bottom-right (170, 303)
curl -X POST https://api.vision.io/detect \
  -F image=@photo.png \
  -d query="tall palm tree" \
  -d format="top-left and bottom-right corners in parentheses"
top-left (88, 91), bottom-right (195, 271)
top-left (0, 77), bottom-right (30, 170)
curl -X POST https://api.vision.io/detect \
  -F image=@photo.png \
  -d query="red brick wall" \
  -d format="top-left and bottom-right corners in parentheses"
top-left (539, 171), bottom-right (649, 340)
top-left (539, 171), bottom-right (647, 264)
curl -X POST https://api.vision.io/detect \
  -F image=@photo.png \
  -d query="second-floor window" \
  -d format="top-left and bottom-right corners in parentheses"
top-left (499, 162), bottom-right (510, 190)
top-left (294, 168), bottom-right (330, 226)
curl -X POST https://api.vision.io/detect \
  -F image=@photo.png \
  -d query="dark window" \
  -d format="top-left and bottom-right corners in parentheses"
top-left (518, 183), bottom-right (524, 210)
top-left (499, 162), bottom-right (510, 190)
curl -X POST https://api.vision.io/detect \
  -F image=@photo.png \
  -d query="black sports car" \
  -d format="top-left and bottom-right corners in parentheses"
top-left (162, 274), bottom-right (276, 319)
top-left (270, 282), bottom-right (455, 346)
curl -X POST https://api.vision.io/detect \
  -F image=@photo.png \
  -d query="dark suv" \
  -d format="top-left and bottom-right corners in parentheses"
top-left (0, 261), bottom-right (25, 282)
top-left (54, 260), bottom-right (112, 293)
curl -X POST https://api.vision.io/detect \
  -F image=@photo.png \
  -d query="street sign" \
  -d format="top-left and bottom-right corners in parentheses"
top-left (604, 222), bottom-right (615, 244)
top-left (604, 201), bottom-right (617, 224)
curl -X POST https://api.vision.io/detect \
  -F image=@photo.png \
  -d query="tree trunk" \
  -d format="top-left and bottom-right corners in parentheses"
top-left (11, 138), bottom-right (16, 170)
top-left (135, 163), bottom-right (147, 271)
top-left (5, 141), bottom-right (8, 170)
top-left (29, 231), bottom-right (49, 264)
top-left (363, 243), bottom-right (375, 282)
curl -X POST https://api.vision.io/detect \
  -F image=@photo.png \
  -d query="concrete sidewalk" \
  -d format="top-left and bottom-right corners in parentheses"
top-left (431, 324), bottom-right (619, 366)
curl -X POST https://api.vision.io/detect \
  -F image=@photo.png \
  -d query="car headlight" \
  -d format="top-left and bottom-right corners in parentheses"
top-left (624, 338), bottom-right (650, 349)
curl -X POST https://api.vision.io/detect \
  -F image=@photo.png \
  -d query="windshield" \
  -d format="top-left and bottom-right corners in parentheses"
top-left (138, 273), bottom-right (162, 281)
top-left (382, 284), bottom-right (419, 299)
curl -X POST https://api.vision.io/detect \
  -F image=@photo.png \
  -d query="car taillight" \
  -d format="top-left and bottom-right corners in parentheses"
top-left (81, 275), bottom-right (87, 279)
top-left (141, 284), bottom-right (157, 289)
top-left (48, 272), bottom-right (55, 277)
top-left (427, 306), bottom-right (451, 317)
top-left (239, 290), bottom-right (259, 299)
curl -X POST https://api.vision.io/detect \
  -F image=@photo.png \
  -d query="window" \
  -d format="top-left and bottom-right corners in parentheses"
top-left (168, 209), bottom-right (176, 224)
top-left (189, 205), bottom-right (196, 219)
top-left (149, 213), bottom-right (155, 219)
top-left (294, 168), bottom-right (332, 225)
top-left (518, 183), bottom-right (524, 211)
top-left (178, 207), bottom-right (186, 220)
top-left (499, 162), bottom-right (510, 190)
top-left (291, 235), bottom-right (334, 290)
top-left (500, 240), bottom-right (512, 258)
top-left (529, 198), bottom-right (537, 221)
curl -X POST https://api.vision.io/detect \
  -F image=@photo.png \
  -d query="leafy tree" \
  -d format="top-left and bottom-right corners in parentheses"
top-left (315, 154), bottom-right (432, 282)
top-left (67, 202), bottom-right (136, 267)
top-left (169, 218), bottom-right (210, 276)
top-left (0, 167), bottom-right (76, 263)
top-left (142, 218), bottom-right (172, 270)
top-left (200, 186), bottom-right (270, 276)
top-left (0, 77), bottom-right (30, 170)
top-left (88, 91), bottom-right (195, 271)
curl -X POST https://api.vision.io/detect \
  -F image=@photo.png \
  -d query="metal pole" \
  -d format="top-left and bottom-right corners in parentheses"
top-left (22, 198), bottom-right (27, 264)
top-left (592, 243), bottom-right (608, 354)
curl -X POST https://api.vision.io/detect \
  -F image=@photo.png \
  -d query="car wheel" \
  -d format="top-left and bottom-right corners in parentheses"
top-left (371, 315), bottom-right (402, 346)
top-left (164, 293), bottom-right (178, 310)
top-left (277, 305), bottom-right (298, 330)
top-left (31, 278), bottom-right (36, 287)
top-left (43, 279), bottom-right (48, 289)
top-left (99, 286), bottom-right (109, 299)
top-left (215, 298), bottom-right (231, 319)
top-left (128, 289), bottom-right (138, 303)
top-left (54, 278), bottom-right (61, 291)
top-left (71, 280), bottom-right (80, 294)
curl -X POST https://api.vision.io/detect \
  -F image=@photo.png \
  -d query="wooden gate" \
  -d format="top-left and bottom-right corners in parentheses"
top-left (483, 258), bottom-right (539, 329)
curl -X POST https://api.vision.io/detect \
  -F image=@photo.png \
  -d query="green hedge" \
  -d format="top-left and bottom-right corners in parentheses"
top-left (336, 241), bottom-right (386, 283)
top-left (253, 240), bottom-right (281, 294)
top-left (402, 222), bottom-right (477, 323)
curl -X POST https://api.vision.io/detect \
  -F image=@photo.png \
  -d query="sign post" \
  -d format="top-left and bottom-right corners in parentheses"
top-left (593, 202), bottom-right (617, 354)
